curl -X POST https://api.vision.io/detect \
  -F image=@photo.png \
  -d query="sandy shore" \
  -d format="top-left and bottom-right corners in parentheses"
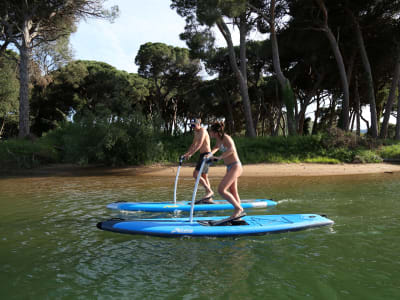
top-left (111, 162), bottom-right (400, 177)
top-left (2, 162), bottom-right (400, 177)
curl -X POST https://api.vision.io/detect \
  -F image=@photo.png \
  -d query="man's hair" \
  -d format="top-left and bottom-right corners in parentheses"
top-left (191, 118), bottom-right (201, 124)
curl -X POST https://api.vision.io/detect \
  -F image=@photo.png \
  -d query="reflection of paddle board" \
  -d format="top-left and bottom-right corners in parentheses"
top-left (97, 214), bottom-right (334, 237)
top-left (106, 199), bottom-right (277, 212)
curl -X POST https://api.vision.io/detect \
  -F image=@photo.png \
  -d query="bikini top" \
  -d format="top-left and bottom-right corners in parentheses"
top-left (219, 143), bottom-right (228, 153)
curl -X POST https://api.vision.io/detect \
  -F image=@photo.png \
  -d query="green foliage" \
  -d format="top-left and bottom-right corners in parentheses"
top-left (2, 131), bottom-right (400, 169)
top-left (134, 42), bottom-right (202, 133)
top-left (303, 157), bottom-right (341, 164)
top-left (378, 144), bottom-right (400, 160)
top-left (32, 35), bottom-right (73, 75)
top-left (1, 0), bottom-right (120, 138)
top-left (0, 139), bottom-right (58, 169)
top-left (234, 135), bottom-right (325, 163)
top-left (160, 134), bottom-right (196, 162)
top-left (0, 50), bottom-right (19, 138)
top-left (43, 112), bottom-right (164, 166)
top-left (320, 128), bottom-right (361, 149)
top-left (353, 150), bottom-right (383, 163)
top-left (31, 60), bottom-right (150, 136)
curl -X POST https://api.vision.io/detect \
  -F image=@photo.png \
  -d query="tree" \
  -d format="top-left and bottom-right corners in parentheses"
top-left (344, 0), bottom-right (390, 137)
top-left (249, 0), bottom-right (297, 135)
top-left (30, 60), bottom-right (149, 136)
top-left (32, 35), bottom-right (74, 76)
top-left (171, 0), bottom-right (257, 137)
top-left (380, 52), bottom-right (400, 139)
top-left (313, 0), bottom-right (350, 131)
top-left (135, 42), bottom-right (201, 134)
top-left (0, 0), bottom-right (119, 138)
top-left (396, 81), bottom-right (400, 140)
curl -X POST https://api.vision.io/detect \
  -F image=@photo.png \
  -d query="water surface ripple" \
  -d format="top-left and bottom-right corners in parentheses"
top-left (1, 172), bottom-right (400, 299)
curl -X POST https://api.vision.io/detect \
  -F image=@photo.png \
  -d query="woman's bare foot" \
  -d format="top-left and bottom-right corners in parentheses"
top-left (204, 191), bottom-right (214, 198)
top-left (231, 208), bottom-right (245, 219)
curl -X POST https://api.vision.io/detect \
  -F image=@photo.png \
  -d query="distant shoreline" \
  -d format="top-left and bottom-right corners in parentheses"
top-left (4, 162), bottom-right (399, 178)
top-left (130, 163), bottom-right (400, 177)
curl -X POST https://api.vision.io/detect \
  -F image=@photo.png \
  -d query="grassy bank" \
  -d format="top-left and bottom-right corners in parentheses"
top-left (2, 126), bottom-right (400, 169)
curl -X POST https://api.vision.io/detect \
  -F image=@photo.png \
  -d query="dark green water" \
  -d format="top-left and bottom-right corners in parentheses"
top-left (1, 169), bottom-right (400, 299)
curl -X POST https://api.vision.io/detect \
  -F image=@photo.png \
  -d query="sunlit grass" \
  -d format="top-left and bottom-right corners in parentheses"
top-left (303, 157), bottom-right (341, 164)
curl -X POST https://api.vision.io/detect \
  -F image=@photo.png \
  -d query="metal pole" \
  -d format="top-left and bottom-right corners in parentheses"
top-left (173, 156), bottom-right (184, 205)
top-left (189, 157), bottom-right (208, 223)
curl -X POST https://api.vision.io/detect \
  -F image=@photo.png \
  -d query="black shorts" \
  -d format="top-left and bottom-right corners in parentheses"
top-left (195, 152), bottom-right (210, 174)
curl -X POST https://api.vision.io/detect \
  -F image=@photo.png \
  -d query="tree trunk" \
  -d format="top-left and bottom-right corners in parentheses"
top-left (239, 15), bottom-right (248, 85)
top-left (315, 0), bottom-right (350, 131)
top-left (328, 95), bottom-right (337, 128)
top-left (312, 94), bottom-right (321, 135)
top-left (216, 18), bottom-right (256, 137)
top-left (297, 73), bottom-right (324, 134)
top-left (350, 109), bottom-right (355, 132)
top-left (353, 17), bottom-right (378, 138)
top-left (270, 0), bottom-right (296, 136)
top-left (396, 81), bottom-right (400, 140)
top-left (361, 114), bottom-right (370, 133)
top-left (380, 53), bottom-right (400, 139)
top-left (225, 94), bottom-right (235, 134)
top-left (217, 85), bottom-right (235, 134)
top-left (354, 75), bottom-right (361, 136)
top-left (18, 20), bottom-right (32, 138)
top-left (0, 117), bottom-right (5, 138)
top-left (298, 97), bottom-right (306, 135)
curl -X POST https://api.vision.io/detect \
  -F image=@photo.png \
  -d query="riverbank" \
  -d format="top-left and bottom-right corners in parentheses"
top-left (128, 162), bottom-right (400, 177)
top-left (5, 162), bottom-right (399, 178)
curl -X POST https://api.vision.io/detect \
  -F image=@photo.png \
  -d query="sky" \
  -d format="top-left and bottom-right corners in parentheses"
top-left (70, 0), bottom-right (187, 73)
top-left (69, 0), bottom-right (266, 73)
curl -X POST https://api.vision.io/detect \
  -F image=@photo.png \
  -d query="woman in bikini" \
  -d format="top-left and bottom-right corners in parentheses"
top-left (208, 121), bottom-right (245, 220)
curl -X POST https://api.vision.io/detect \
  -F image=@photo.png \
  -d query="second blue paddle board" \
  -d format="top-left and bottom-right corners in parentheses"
top-left (107, 199), bottom-right (277, 212)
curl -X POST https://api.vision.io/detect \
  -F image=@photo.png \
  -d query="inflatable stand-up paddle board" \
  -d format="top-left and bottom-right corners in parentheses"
top-left (96, 214), bottom-right (334, 237)
top-left (107, 156), bottom-right (277, 212)
top-left (107, 199), bottom-right (277, 212)
top-left (98, 157), bottom-right (334, 238)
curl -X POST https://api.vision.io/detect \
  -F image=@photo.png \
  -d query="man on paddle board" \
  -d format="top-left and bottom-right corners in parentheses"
top-left (183, 118), bottom-right (214, 203)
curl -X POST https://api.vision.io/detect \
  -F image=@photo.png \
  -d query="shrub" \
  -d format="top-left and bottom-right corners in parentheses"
top-left (378, 144), bottom-right (400, 160)
top-left (353, 150), bottom-right (383, 163)
top-left (44, 113), bottom-right (164, 166)
top-left (321, 128), bottom-right (360, 149)
top-left (0, 138), bottom-right (58, 168)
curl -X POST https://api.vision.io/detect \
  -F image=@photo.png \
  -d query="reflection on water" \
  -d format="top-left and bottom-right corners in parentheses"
top-left (1, 170), bottom-right (400, 299)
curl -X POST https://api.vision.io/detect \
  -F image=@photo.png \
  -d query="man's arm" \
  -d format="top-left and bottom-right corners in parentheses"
top-left (184, 129), bottom-right (206, 158)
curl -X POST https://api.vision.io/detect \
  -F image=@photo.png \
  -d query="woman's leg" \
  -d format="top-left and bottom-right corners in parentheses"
top-left (218, 164), bottom-right (243, 217)
top-left (229, 177), bottom-right (241, 205)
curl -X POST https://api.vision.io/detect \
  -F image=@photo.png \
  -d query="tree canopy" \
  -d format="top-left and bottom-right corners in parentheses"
top-left (2, 0), bottom-right (400, 141)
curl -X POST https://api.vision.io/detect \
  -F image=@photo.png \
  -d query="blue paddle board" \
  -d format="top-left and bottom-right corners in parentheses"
top-left (96, 214), bottom-right (334, 237)
top-left (107, 199), bottom-right (277, 212)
